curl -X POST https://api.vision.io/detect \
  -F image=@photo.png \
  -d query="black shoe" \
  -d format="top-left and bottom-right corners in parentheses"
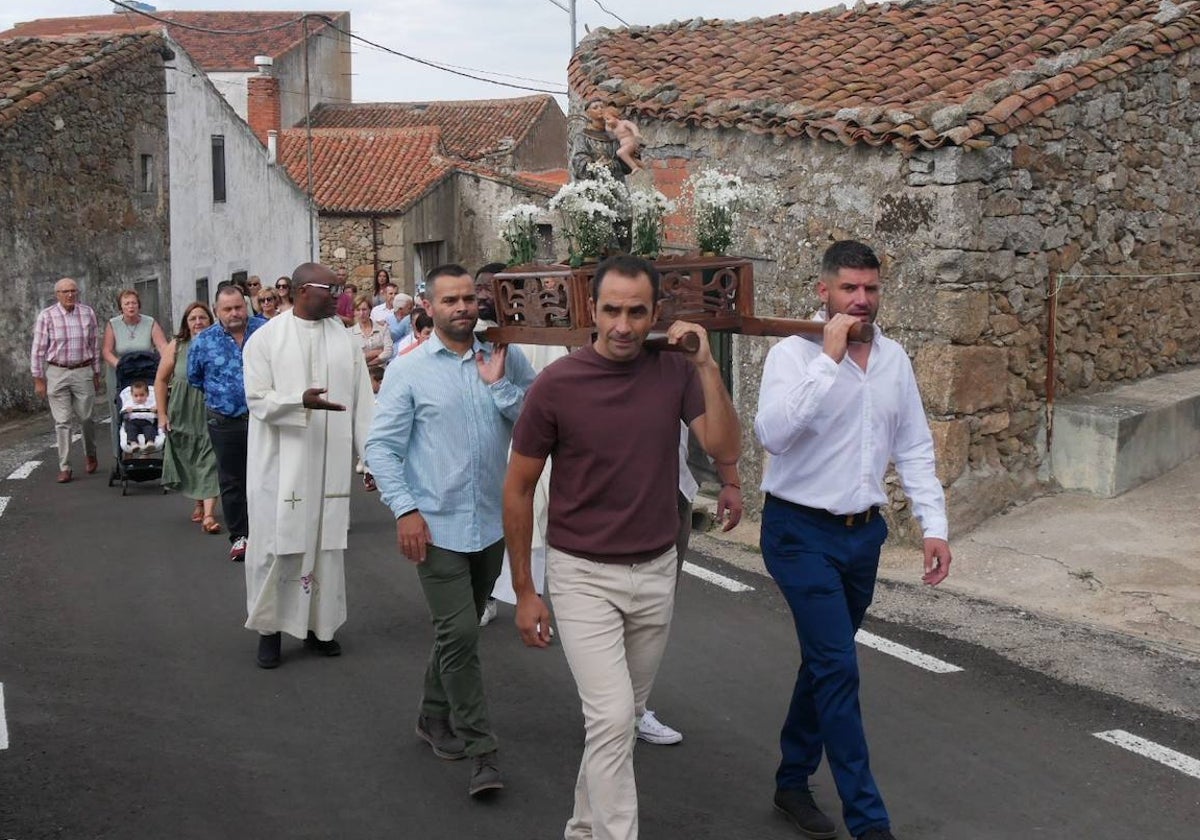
top-left (256, 632), bottom-right (282, 669)
top-left (774, 788), bottom-right (837, 839)
top-left (468, 750), bottom-right (504, 797)
top-left (858, 829), bottom-right (897, 840)
top-left (415, 714), bottom-right (467, 760)
top-left (303, 631), bottom-right (342, 656)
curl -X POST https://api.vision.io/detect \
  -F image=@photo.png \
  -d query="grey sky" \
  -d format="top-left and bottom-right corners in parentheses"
top-left (2, 1), bottom-right (880, 105)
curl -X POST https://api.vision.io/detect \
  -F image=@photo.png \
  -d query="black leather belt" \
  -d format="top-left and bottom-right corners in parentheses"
top-left (48, 359), bottom-right (94, 370)
top-left (766, 494), bottom-right (880, 528)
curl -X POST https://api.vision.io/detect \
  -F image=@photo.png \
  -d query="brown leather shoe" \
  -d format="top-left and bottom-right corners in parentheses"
top-left (85, 456), bottom-right (98, 474)
top-left (57, 469), bottom-right (72, 483)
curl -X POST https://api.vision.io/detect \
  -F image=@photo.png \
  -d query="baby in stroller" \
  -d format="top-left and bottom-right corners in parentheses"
top-left (118, 380), bottom-right (165, 455)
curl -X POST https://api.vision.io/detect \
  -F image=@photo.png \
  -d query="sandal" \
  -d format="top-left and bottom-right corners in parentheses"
top-left (191, 503), bottom-right (205, 523)
top-left (201, 515), bottom-right (224, 535)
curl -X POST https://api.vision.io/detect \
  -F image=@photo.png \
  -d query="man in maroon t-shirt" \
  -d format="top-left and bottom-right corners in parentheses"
top-left (504, 254), bottom-right (741, 840)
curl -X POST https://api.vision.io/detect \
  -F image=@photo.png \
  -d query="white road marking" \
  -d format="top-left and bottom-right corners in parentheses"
top-left (0, 682), bottom-right (8, 749)
top-left (682, 561), bottom-right (754, 592)
top-left (6, 460), bottom-right (41, 480)
top-left (1094, 730), bottom-right (1200, 780)
top-left (855, 630), bottom-right (964, 674)
top-left (0, 497), bottom-right (9, 519)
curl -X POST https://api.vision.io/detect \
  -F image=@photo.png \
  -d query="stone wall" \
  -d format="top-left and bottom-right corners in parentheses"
top-left (611, 46), bottom-right (1200, 541)
top-left (318, 175), bottom-right (557, 297)
top-left (0, 48), bottom-right (170, 416)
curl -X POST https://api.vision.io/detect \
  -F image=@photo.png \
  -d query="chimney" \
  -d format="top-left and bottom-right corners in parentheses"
top-left (247, 55), bottom-right (279, 148)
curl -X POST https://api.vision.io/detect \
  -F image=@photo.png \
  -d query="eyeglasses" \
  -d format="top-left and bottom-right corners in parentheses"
top-left (259, 295), bottom-right (279, 303)
top-left (248, 281), bottom-right (261, 288)
top-left (302, 282), bottom-right (345, 296)
top-left (275, 283), bottom-right (290, 289)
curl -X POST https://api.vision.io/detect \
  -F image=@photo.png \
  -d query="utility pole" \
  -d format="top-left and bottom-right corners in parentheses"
top-left (302, 14), bottom-right (316, 260)
top-left (546, 0), bottom-right (577, 53)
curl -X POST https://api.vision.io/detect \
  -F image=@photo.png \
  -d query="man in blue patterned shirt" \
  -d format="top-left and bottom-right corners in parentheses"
top-left (188, 284), bottom-right (268, 562)
top-left (365, 263), bottom-right (535, 799)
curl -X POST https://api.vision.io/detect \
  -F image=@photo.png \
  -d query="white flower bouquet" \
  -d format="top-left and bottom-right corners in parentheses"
top-left (687, 169), bottom-right (762, 255)
top-left (628, 187), bottom-right (675, 258)
top-left (549, 163), bottom-right (630, 266)
top-left (498, 203), bottom-right (542, 266)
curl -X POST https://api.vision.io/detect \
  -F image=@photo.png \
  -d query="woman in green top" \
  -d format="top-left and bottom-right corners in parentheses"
top-left (102, 288), bottom-right (169, 454)
top-left (153, 302), bottom-right (222, 533)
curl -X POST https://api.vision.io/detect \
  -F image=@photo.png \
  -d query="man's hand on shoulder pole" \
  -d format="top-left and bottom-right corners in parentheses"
top-left (822, 313), bottom-right (860, 365)
top-left (666, 321), bottom-right (715, 368)
top-left (922, 538), bottom-right (952, 586)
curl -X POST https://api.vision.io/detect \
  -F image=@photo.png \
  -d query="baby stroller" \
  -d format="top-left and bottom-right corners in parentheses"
top-left (108, 350), bottom-right (166, 496)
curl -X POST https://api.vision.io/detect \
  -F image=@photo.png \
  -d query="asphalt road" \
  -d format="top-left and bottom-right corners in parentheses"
top-left (1, 427), bottom-right (1198, 839)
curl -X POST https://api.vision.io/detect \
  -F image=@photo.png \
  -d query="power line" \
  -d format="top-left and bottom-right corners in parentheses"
top-left (591, 0), bottom-right (632, 27)
top-left (337, 33), bottom-right (564, 87)
top-left (315, 17), bottom-right (567, 95)
top-left (107, 0), bottom-right (307, 34)
top-left (105, 1), bottom-right (567, 96)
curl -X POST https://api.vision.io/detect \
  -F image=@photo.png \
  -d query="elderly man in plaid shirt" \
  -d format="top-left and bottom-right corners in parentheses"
top-left (31, 278), bottom-right (102, 483)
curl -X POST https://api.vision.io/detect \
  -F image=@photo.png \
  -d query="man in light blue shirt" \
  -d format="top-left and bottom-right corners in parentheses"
top-left (365, 263), bottom-right (534, 799)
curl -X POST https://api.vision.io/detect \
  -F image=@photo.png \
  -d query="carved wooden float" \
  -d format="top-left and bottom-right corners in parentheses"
top-left (480, 255), bottom-right (872, 348)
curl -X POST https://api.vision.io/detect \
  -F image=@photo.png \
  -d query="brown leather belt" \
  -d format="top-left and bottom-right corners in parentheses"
top-left (48, 359), bottom-right (94, 370)
top-left (766, 494), bottom-right (880, 528)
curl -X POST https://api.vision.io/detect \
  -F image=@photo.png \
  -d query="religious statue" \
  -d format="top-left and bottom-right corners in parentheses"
top-left (571, 99), bottom-right (626, 181)
top-left (603, 106), bottom-right (643, 172)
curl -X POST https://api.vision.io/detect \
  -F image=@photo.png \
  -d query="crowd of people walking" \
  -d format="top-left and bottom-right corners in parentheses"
top-left (29, 243), bottom-right (951, 840)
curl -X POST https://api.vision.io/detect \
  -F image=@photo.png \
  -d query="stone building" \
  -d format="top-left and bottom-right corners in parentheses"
top-left (272, 96), bottom-right (568, 289)
top-left (570, 0), bottom-right (1200, 537)
top-left (1, 10), bottom-right (352, 129)
top-left (0, 32), bottom-right (313, 414)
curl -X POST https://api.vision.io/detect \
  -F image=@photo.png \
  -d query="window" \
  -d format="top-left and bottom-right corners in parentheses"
top-left (231, 270), bottom-right (248, 287)
top-left (196, 277), bottom-right (209, 304)
top-left (536, 224), bottom-right (554, 261)
top-left (134, 277), bottom-right (160, 323)
top-left (412, 241), bottom-right (445, 292)
top-left (211, 136), bottom-right (226, 203)
top-left (140, 154), bottom-right (153, 193)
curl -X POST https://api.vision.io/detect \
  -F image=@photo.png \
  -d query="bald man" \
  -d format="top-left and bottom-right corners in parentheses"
top-left (31, 278), bottom-right (102, 483)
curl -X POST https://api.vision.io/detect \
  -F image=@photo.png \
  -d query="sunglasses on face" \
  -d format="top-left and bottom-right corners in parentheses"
top-left (276, 283), bottom-right (290, 289)
top-left (303, 282), bottom-right (345, 296)
top-left (248, 282), bottom-right (261, 288)
top-left (260, 295), bottom-right (278, 303)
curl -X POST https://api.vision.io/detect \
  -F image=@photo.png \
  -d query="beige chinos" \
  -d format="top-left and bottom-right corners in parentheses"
top-left (45, 365), bottom-right (96, 471)
top-left (547, 546), bottom-right (677, 840)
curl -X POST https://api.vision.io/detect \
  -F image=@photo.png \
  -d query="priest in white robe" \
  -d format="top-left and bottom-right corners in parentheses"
top-left (242, 263), bottom-right (375, 669)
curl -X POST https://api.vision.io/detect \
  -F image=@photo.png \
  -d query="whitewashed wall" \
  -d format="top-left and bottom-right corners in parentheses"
top-left (165, 40), bottom-right (316, 322)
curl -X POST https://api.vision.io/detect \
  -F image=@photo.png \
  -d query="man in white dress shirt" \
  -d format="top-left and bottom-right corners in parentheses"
top-left (754, 240), bottom-right (951, 840)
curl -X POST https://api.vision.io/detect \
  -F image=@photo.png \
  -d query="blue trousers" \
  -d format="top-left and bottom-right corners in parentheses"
top-left (761, 495), bottom-right (890, 837)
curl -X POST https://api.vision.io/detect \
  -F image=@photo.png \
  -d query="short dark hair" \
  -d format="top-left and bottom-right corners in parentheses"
top-left (425, 263), bottom-right (470, 293)
top-left (476, 262), bottom-right (507, 279)
top-left (413, 311), bottom-right (434, 332)
top-left (821, 240), bottom-right (880, 278)
top-left (591, 254), bottom-right (660, 302)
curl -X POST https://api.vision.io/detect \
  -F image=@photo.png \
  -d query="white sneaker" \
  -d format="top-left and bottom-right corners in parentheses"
top-left (479, 597), bottom-right (498, 627)
top-left (637, 710), bottom-right (683, 745)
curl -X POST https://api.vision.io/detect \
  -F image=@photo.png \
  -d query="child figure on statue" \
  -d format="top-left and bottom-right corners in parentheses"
top-left (603, 106), bottom-right (643, 172)
top-left (118, 380), bottom-right (165, 454)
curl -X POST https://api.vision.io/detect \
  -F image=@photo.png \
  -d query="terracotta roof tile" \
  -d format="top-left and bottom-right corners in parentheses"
top-left (305, 95), bottom-right (557, 161)
top-left (570, 0), bottom-right (1200, 152)
top-left (277, 127), bottom-right (453, 214)
top-left (0, 33), bottom-right (168, 127)
top-left (276, 126), bottom-right (557, 215)
top-left (0, 11), bottom-right (344, 71)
